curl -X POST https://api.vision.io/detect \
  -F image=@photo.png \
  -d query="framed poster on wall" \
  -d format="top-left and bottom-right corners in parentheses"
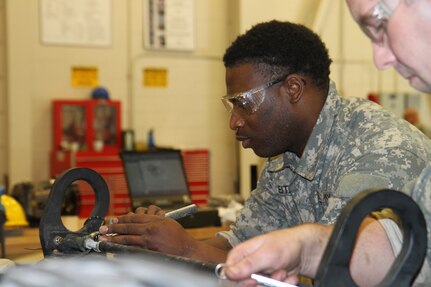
top-left (40, 0), bottom-right (112, 47)
top-left (143, 0), bottom-right (195, 51)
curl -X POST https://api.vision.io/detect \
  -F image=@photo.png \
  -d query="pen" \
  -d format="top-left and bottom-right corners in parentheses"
top-left (250, 274), bottom-right (298, 287)
top-left (165, 204), bottom-right (198, 220)
top-left (215, 263), bottom-right (298, 287)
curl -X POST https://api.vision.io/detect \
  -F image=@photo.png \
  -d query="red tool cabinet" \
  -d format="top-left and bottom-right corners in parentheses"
top-left (51, 99), bottom-right (210, 218)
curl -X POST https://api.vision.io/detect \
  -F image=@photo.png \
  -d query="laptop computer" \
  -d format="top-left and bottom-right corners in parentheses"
top-left (120, 149), bottom-right (192, 211)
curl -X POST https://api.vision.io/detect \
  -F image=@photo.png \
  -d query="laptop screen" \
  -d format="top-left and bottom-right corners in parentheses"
top-left (120, 150), bottom-right (192, 209)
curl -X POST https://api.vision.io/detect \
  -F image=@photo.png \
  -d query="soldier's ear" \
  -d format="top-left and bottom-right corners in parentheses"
top-left (281, 74), bottom-right (305, 104)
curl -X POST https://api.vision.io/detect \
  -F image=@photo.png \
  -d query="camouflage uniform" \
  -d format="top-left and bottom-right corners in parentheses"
top-left (218, 82), bottom-right (431, 247)
top-left (379, 167), bottom-right (431, 286)
top-left (410, 168), bottom-right (431, 286)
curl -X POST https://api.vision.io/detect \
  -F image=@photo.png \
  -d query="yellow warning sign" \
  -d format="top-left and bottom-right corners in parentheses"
top-left (71, 67), bottom-right (99, 87)
top-left (143, 68), bottom-right (168, 87)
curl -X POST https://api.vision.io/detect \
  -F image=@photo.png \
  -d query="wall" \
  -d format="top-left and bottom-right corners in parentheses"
top-left (6, 0), bottom-right (129, 187)
top-left (5, 0), bottom-right (238, 197)
top-left (4, 1), bottom-right (431, 200)
top-left (127, 0), bottom-right (237, 195)
top-left (0, 0), bottom-right (6, 186)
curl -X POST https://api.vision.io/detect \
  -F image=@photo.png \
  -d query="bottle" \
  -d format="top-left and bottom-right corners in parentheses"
top-left (122, 130), bottom-right (135, 151)
top-left (148, 129), bottom-right (156, 150)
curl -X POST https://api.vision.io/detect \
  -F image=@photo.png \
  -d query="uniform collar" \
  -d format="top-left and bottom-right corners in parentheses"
top-left (267, 81), bottom-right (340, 180)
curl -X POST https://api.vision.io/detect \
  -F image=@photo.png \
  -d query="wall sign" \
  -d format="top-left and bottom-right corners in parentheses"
top-left (144, 0), bottom-right (195, 51)
top-left (71, 66), bottom-right (99, 87)
top-left (40, 0), bottom-right (112, 47)
top-left (143, 68), bottom-right (168, 87)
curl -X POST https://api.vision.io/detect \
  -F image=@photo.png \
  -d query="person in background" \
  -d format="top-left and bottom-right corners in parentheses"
top-left (223, 1), bottom-right (431, 286)
top-left (99, 20), bottom-right (431, 286)
top-left (403, 107), bottom-right (431, 138)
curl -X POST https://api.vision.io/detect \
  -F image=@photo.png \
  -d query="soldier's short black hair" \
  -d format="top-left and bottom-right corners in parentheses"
top-left (223, 20), bottom-right (332, 89)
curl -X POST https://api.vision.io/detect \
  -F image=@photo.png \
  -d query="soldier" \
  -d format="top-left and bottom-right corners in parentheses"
top-left (225, 2), bottom-right (431, 286)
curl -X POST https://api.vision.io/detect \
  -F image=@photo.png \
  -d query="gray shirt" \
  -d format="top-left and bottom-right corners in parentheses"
top-left (219, 82), bottom-right (431, 246)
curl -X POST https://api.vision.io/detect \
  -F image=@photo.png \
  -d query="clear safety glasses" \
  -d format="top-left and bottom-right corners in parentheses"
top-left (221, 76), bottom-right (285, 115)
top-left (359, 0), bottom-right (401, 45)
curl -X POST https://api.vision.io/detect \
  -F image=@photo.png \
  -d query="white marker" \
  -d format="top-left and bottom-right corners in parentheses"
top-left (214, 263), bottom-right (298, 287)
top-left (251, 273), bottom-right (298, 287)
top-left (165, 204), bottom-right (198, 220)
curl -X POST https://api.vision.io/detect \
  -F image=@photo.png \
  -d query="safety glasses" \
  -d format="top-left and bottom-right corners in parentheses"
top-left (221, 76), bottom-right (285, 115)
top-left (359, 0), bottom-right (401, 46)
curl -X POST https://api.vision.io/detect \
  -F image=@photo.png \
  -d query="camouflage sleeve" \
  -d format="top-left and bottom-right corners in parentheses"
top-left (406, 166), bottom-right (431, 286)
top-left (375, 185), bottom-right (431, 287)
top-left (320, 147), bottom-right (429, 225)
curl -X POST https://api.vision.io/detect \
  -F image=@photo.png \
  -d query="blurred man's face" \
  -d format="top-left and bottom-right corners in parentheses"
top-left (346, 0), bottom-right (431, 93)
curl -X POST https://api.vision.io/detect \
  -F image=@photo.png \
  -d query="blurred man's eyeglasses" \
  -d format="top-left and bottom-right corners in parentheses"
top-left (221, 76), bottom-right (286, 115)
top-left (359, 0), bottom-right (401, 46)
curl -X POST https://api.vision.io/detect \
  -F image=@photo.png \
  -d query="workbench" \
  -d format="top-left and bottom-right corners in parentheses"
top-left (5, 224), bottom-right (229, 264)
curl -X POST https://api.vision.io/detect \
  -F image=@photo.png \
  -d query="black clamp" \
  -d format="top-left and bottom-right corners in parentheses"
top-left (39, 168), bottom-right (110, 257)
top-left (315, 188), bottom-right (427, 287)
